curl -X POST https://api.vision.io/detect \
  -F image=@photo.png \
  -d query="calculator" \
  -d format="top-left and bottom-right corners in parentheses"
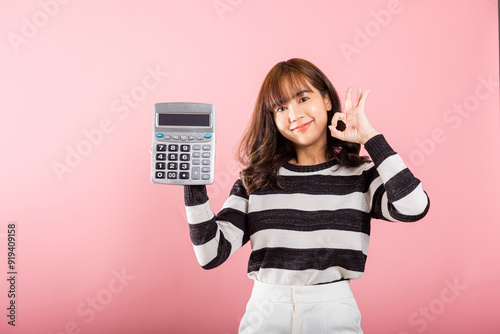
top-left (151, 102), bottom-right (215, 185)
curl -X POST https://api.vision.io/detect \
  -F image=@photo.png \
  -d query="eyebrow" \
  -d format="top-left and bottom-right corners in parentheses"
top-left (293, 89), bottom-right (312, 98)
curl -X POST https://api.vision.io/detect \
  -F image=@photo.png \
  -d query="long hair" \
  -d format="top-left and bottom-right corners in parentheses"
top-left (237, 58), bottom-right (371, 194)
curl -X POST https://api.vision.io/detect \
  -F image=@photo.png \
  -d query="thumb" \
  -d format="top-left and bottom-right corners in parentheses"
top-left (329, 124), bottom-right (345, 140)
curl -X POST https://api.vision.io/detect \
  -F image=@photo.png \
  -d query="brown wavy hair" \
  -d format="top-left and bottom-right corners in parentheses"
top-left (236, 58), bottom-right (372, 194)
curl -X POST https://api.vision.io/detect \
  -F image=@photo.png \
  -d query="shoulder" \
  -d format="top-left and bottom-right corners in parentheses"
top-left (332, 161), bottom-right (376, 177)
top-left (229, 178), bottom-right (249, 199)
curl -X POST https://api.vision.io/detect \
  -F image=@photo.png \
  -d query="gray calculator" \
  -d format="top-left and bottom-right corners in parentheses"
top-left (151, 102), bottom-right (215, 185)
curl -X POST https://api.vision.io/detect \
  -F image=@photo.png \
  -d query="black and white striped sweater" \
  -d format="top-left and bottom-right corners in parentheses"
top-left (184, 134), bottom-right (430, 286)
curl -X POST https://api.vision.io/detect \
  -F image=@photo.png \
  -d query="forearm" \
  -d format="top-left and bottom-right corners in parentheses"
top-left (364, 134), bottom-right (430, 221)
top-left (183, 181), bottom-right (249, 269)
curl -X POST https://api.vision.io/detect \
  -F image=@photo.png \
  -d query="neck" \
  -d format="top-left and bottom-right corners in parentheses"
top-left (290, 143), bottom-right (328, 166)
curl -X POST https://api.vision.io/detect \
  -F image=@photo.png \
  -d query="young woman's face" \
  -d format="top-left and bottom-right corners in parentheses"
top-left (273, 82), bottom-right (331, 150)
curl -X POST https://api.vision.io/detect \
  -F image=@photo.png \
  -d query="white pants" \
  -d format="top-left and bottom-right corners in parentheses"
top-left (239, 280), bottom-right (363, 334)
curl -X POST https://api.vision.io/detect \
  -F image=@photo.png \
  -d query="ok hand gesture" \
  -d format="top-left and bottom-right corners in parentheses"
top-left (328, 86), bottom-right (379, 145)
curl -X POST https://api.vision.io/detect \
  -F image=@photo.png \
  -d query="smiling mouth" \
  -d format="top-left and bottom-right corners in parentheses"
top-left (291, 121), bottom-right (312, 132)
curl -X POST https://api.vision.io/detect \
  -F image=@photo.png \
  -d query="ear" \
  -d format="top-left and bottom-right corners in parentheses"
top-left (323, 95), bottom-right (332, 111)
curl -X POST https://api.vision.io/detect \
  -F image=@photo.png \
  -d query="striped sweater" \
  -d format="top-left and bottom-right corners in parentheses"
top-left (183, 134), bottom-right (430, 286)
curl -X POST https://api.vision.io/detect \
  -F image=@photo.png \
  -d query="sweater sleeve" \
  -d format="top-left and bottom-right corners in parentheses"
top-left (363, 134), bottom-right (430, 222)
top-left (183, 179), bottom-right (250, 269)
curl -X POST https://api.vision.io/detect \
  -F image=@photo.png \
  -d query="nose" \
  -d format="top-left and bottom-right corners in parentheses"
top-left (288, 104), bottom-right (304, 123)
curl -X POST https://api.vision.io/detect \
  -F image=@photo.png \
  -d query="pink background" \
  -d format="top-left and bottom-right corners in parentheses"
top-left (1, 0), bottom-right (499, 333)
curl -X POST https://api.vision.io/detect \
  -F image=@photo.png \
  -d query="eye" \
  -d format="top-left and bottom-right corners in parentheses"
top-left (275, 106), bottom-right (287, 113)
top-left (299, 97), bottom-right (309, 103)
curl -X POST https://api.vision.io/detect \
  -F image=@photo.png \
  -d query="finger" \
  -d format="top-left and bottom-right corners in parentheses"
top-left (345, 87), bottom-right (353, 111)
top-left (356, 86), bottom-right (363, 106)
top-left (330, 111), bottom-right (346, 128)
top-left (329, 124), bottom-right (345, 140)
top-left (360, 88), bottom-right (370, 108)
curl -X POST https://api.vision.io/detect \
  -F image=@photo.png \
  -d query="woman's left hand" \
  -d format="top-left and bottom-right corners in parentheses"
top-left (329, 86), bottom-right (380, 145)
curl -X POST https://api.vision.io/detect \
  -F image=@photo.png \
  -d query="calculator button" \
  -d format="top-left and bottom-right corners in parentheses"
top-left (168, 144), bottom-right (178, 151)
top-left (192, 152), bottom-right (201, 158)
top-left (181, 136), bottom-right (187, 141)
top-left (155, 171), bottom-right (165, 179)
top-left (167, 172), bottom-right (177, 179)
top-left (201, 167), bottom-right (210, 173)
top-left (188, 136), bottom-right (195, 140)
top-left (204, 134), bottom-right (212, 139)
top-left (179, 172), bottom-right (189, 179)
top-left (193, 145), bottom-right (201, 150)
top-left (192, 167), bottom-right (200, 180)
top-left (167, 162), bottom-right (178, 170)
top-left (156, 144), bottom-right (167, 151)
top-left (180, 154), bottom-right (190, 161)
top-left (156, 162), bottom-right (166, 169)
top-left (192, 159), bottom-right (200, 165)
top-left (180, 163), bottom-right (189, 170)
top-left (164, 135), bottom-right (172, 140)
top-left (202, 152), bottom-right (210, 158)
top-left (168, 153), bottom-right (178, 160)
top-left (156, 133), bottom-right (164, 138)
top-left (156, 153), bottom-right (166, 160)
top-left (196, 136), bottom-right (204, 140)
top-left (172, 135), bottom-right (180, 140)
top-left (201, 174), bottom-right (210, 180)
top-left (180, 145), bottom-right (190, 152)
top-left (202, 159), bottom-right (210, 165)
top-left (202, 145), bottom-right (211, 151)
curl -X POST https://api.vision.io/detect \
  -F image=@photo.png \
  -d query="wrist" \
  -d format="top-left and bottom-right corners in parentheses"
top-left (361, 131), bottom-right (380, 145)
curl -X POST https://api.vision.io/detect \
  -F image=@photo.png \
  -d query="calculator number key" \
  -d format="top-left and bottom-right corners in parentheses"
top-left (155, 171), bottom-right (165, 179)
top-left (167, 172), bottom-right (177, 179)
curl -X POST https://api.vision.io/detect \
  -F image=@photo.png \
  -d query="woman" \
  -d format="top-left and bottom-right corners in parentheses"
top-left (183, 58), bottom-right (430, 333)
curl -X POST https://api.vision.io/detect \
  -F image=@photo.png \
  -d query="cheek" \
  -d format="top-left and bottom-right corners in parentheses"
top-left (312, 107), bottom-right (328, 126)
top-left (274, 116), bottom-right (288, 133)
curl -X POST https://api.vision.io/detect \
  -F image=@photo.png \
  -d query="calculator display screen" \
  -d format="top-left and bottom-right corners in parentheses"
top-left (158, 113), bottom-right (210, 127)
